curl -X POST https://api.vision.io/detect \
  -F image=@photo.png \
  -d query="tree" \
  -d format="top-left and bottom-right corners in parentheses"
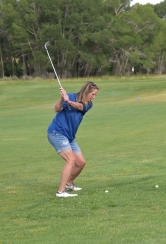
top-left (39, 0), bottom-right (107, 77)
top-left (153, 0), bottom-right (166, 19)
top-left (0, 0), bottom-right (166, 77)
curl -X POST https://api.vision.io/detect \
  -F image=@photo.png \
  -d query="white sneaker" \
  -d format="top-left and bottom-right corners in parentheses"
top-left (65, 183), bottom-right (82, 191)
top-left (56, 191), bottom-right (78, 198)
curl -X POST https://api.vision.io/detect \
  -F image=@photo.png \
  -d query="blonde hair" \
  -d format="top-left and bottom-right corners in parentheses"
top-left (76, 81), bottom-right (99, 105)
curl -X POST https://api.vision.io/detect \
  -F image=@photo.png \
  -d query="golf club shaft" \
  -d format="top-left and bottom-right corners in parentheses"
top-left (44, 42), bottom-right (70, 110)
top-left (44, 44), bottom-right (62, 88)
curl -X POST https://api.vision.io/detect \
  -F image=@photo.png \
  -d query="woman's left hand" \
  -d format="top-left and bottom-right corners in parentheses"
top-left (63, 93), bottom-right (69, 102)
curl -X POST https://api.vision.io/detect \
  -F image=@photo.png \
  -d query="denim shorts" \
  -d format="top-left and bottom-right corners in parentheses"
top-left (47, 132), bottom-right (81, 154)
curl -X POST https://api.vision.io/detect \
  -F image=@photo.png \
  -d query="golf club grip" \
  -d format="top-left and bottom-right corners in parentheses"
top-left (61, 88), bottom-right (70, 110)
top-left (67, 102), bottom-right (71, 110)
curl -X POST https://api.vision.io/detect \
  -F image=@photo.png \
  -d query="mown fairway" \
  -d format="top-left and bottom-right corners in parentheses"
top-left (0, 76), bottom-right (166, 244)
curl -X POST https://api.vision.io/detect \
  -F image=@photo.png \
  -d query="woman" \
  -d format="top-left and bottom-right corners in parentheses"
top-left (47, 81), bottom-right (99, 197)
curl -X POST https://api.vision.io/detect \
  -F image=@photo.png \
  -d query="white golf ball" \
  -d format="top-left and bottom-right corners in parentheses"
top-left (155, 185), bottom-right (159, 188)
top-left (105, 190), bottom-right (108, 193)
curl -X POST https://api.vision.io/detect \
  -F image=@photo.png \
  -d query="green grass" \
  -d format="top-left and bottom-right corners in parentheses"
top-left (0, 76), bottom-right (166, 244)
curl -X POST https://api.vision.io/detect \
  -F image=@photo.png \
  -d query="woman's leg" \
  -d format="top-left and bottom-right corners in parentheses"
top-left (67, 152), bottom-right (86, 184)
top-left (58, 149), bottom-right (76, 192)
top-left (48, 133), bottom-right (85, 191)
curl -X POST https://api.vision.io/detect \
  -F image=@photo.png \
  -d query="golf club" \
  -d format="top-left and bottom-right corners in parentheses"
top-left (44, 41), bottom-right (70, 110)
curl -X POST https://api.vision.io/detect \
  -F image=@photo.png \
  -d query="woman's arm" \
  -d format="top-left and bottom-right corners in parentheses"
top-left (68, 100), bottom-right (83, 111)
top-left (54, 88), bottom-right (83, 112)
top-left (54, 97), bottom-right (63, 112)
top-left (54, 88), bottom-right (69, 112)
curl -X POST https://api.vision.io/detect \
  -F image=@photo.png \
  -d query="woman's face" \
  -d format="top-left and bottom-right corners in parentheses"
top-left (86, 89), bottom-right (98, 102)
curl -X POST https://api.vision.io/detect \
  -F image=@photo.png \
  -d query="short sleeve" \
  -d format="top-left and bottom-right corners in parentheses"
top-left (82, 102), bottom-right (93, 114)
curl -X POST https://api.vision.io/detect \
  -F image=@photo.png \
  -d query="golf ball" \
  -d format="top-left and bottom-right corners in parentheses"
top-left (155, 185), bottom-right (159, 188)
top-left (105, 190), bottom-right (108, 193)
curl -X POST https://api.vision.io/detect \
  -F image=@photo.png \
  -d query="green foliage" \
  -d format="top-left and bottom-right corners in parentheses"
top-left (154, 0), bottom-right (166, 18)
top-left (0, 0), bottom-right (166, 77)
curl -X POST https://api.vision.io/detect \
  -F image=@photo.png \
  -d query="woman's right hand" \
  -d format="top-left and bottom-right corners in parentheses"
top-left (59, 88), bottom-right (69, 102)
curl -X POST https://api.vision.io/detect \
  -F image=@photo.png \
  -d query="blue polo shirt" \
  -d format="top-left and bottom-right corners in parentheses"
top-left (48, 93), bottom-right (93, 142)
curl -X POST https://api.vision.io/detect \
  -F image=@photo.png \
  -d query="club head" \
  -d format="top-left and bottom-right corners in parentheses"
top-left (44, 41), bottom-right (50, 48)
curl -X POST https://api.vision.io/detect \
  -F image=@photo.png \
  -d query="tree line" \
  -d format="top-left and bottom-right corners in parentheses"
top-left (0, 0), bottom-right (166, 78)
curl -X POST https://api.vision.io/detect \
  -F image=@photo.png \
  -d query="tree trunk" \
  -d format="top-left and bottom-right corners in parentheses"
top-left (157, 54), bottom-right (165, 75)
top-left (22, 53), bottom-right (27, 76)
top-left (0, 44), bottom-right (5, 78)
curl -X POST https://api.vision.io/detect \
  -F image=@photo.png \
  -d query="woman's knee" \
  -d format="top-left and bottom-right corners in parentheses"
top-left (67, 154), bottom-right (76, 165)
top-left (76, 158), bottom-right (86, 168)
top-left (82, 158), bottom-right (86, 166)
top-left (59, 150), bottom-right (76, 165)
top-left (75, 152), bottom-right (86, 167)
